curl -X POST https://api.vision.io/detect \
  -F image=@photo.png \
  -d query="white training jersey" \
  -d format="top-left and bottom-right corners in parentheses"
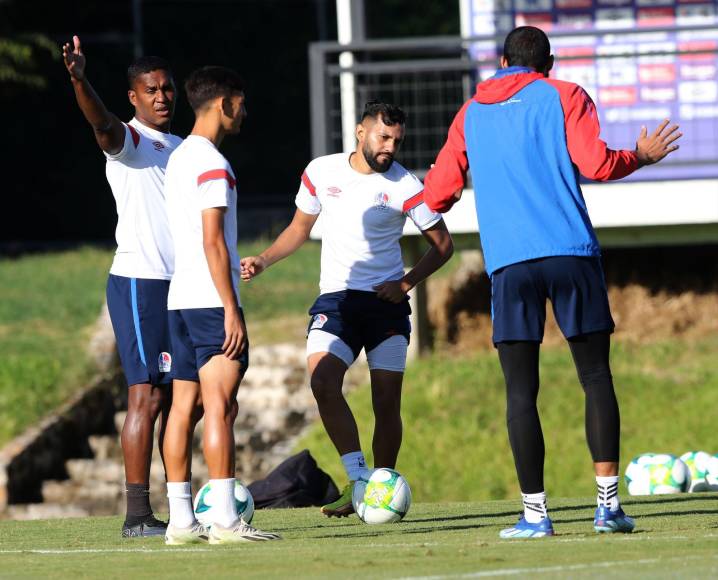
top-left (165, 135), bottom-right (241, 310)
top-left (296, 153), bottom-right (441, 294)
top-left (105, 117), bottom-right (182, 280)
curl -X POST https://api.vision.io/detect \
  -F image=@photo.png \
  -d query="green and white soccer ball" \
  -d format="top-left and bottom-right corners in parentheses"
top-left (193, 480), bottom-right (254, 526)
top-left (680, 451), bottom-right (713, 492)
top-left (705, 455), bottom-right (718, 492)
top-left (352, 468), bottom-right (412, 524)
top-left (625, 453), bottom-right (690, 495)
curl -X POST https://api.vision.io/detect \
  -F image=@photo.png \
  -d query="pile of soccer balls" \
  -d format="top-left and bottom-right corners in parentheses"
top-left (192, 468), bottom-right (413, 526)
top-left (625, 451), bottom-right (718, 495)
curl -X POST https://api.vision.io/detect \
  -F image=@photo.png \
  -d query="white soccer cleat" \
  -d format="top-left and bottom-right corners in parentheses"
top-left (165, 521), bottom-right (210, 545)
top-left (208, 518), bottom-right (282, 544)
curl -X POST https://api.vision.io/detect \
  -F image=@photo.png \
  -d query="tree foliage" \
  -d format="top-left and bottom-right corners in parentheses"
top-left (0, 34), bottom-right (58, 90)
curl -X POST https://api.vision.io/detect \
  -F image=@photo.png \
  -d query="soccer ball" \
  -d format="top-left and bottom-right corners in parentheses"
top-left (705, 455), bottom-right (718, 492)
top-left (193, 480), bottom-right (254, 526)
top-left (352, 468), bottom-right (412, 524)
top-left (625, 453), bottom-right (690, 495)
top-left (680, 451), bottom-right (713, 492)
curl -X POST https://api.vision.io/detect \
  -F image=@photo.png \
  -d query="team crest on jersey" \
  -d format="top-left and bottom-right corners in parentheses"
top-left (327, 186), bottom-right (342, 197)
top-left (311, 313), bottom-right (328, 330)
top-left (374, 192), bottom-right (390, 210)
top-left (158, 352), bottom-right (172, 372)
top-left (152, 141), bottom-right (166, 151)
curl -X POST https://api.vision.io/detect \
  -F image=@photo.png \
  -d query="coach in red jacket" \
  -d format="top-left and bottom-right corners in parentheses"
top-left (424, 26), bottom-right (681, 538)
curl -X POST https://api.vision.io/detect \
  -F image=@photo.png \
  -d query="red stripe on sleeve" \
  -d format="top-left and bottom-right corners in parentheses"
top-left (402, 190), bottom-right (425, 213)
top-left (127, 124), bottom-right (140, 148)
top-left (543, 79), bottom-right (638, 181)
top-left (197, 169), bottom-right (236, 189)
top-left (424, 100), bottom-right (471, 213)
top-left (301, 171), bottom-right (317, 196)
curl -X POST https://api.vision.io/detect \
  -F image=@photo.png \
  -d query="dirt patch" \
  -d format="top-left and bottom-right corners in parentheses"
top-left (428, 245), bottom-right (718, 352)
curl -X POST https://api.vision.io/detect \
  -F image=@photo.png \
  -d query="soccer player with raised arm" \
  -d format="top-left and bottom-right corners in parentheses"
top-left (162, 66), bottom-right (280, 545)
top-left (423, 26), bottom-right (682, 538)
top-left (63, 36), bottom-right (181, 538)
top-left (241, 101), bottom-right (454, 518)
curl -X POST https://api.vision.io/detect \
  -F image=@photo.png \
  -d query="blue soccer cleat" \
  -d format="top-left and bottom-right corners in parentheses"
top-left (499, 516), bottom-right (555, 539)
top-left (593, 505), bottom-right (635, 533)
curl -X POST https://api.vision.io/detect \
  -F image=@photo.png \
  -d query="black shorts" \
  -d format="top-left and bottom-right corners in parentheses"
top-left (307, 290), bottom-right (411, 360)
top-left (491, 256), bottom-right (614, 344)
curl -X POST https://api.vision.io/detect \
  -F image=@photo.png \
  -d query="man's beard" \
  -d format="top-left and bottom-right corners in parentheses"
top-left (363, 145), bottom-right (394, 173)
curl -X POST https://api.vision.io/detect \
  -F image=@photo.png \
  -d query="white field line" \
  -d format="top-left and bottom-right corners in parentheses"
top-left (400, 554), bottom-right (718, 579)
top-left (0, 548), bottom-right (213, 554)
top-left (0, 534), bottom-right (716, 557)
top-left (0, 541), bottom-right (441, 556)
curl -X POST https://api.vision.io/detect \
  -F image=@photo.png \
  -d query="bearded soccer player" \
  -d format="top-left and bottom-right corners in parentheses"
top-left (424, 26), bottom-right (681, 538)
top-left (63, 36), bottom-right (181, 537)
top-left (241, 100), bottom-right (454, 518)
top-left (162, 66), bottom-right (280, 544)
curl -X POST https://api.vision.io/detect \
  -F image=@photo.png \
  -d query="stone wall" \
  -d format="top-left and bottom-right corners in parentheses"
top-left (0, 324), bottom-right (368, 519)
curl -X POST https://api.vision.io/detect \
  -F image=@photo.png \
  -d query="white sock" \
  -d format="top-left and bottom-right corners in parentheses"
top-left (341, 451), bottom-right (369, 481)
top-left (210, 478), bottom-right (238, 528)
top-left (522, 491), bottom-right (548, 524)
top-left (167, 481), bottom-right (195, 529)
top-left (596, 475), bottom-right (620, 511)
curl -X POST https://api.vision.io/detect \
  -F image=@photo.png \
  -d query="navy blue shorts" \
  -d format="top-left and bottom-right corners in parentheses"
top-left (169, 307), bottom-right (249, 381)
top-left (491, 256), bottom-right (614, 344)
top-left (307, 290), bottom-right (411, 359)
top-left (106, 274), bottom-right (172, 387)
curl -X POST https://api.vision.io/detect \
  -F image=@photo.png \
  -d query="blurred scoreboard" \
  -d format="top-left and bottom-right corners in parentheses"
top-left (461, 0), bottom-right (718, 180)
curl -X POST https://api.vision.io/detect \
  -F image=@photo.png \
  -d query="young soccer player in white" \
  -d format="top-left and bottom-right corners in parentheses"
top-left (63, 36), bottom-right (180, 537)
top-left (162, 66), bottom-right (280, 545)
top-left (241, 101), bottom-right (454, 517)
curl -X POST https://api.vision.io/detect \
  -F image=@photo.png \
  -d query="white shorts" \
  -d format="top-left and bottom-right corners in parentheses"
top-left (306, 329), bottom-right (408, 372)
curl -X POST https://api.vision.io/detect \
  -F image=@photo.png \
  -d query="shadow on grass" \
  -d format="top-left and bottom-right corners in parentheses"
top-left (622, 495), bottom-right (718, 507)
top-left (309, 522), bottom-right (485, 539)
top-left (552, 508), bottom-right (718, 525)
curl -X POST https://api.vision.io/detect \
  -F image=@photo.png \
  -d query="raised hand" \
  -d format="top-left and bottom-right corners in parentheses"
top-left (636, 119), bottom-right (682, 166)
top-left (62, 35), bottom-right (86, 81)
top-left (240, 256), bottom-right (267, 281)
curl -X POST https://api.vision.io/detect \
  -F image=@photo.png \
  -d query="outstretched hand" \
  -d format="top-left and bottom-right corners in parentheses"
top-left (62, 35), bottom-right (86, 81)
top-left (240, 256), bottom-right (267, 281)
top-left (636, 119), bottom-right (682, 166)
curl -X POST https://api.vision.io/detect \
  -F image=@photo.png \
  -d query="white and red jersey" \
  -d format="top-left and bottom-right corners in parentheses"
top-left (296, 153), bottom-right (441, 294)
top-left (165, 135), bottom-right (241, 310)
top-left (105, 117), bottom-right (182, 280)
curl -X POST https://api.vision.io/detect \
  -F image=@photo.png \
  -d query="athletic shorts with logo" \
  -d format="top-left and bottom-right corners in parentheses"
top-left (307, 290), bottom-right (411, 362)
top-left (169, 307), bottom-right (249, 381)
top-left (106, 274), bottom-right (172, 387)
top-left (491, 255), bottom-right (614, 344)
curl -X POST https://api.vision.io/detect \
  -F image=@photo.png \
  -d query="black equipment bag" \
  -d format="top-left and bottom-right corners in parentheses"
top-left (247, 449), bottom-right (340, 509)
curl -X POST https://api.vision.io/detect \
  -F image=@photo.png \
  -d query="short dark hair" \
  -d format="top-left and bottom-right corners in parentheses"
top-left (184, 66), bottom-right (245, 112)
top-left (127, 56), bottom-right (172, 88)
top-left (360, 100), bottom-right (406, 126)
top-left (503, 26), bottom-right (551, 71)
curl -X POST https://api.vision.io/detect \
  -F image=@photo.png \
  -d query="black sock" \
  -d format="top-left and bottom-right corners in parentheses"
top-left (125, 482), bottom-right (153, 526)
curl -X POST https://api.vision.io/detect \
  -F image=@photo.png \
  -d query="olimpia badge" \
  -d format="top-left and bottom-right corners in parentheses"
top-left (158, 352), bottom-right (172, 373)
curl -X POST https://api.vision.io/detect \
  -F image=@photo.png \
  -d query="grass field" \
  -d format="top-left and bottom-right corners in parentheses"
top-left (299, 335), bottom-right (718, 501)
top-left (0, 247), bottom-right (112, 445)
top-left (0, 495), bottom-right (716, 578)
